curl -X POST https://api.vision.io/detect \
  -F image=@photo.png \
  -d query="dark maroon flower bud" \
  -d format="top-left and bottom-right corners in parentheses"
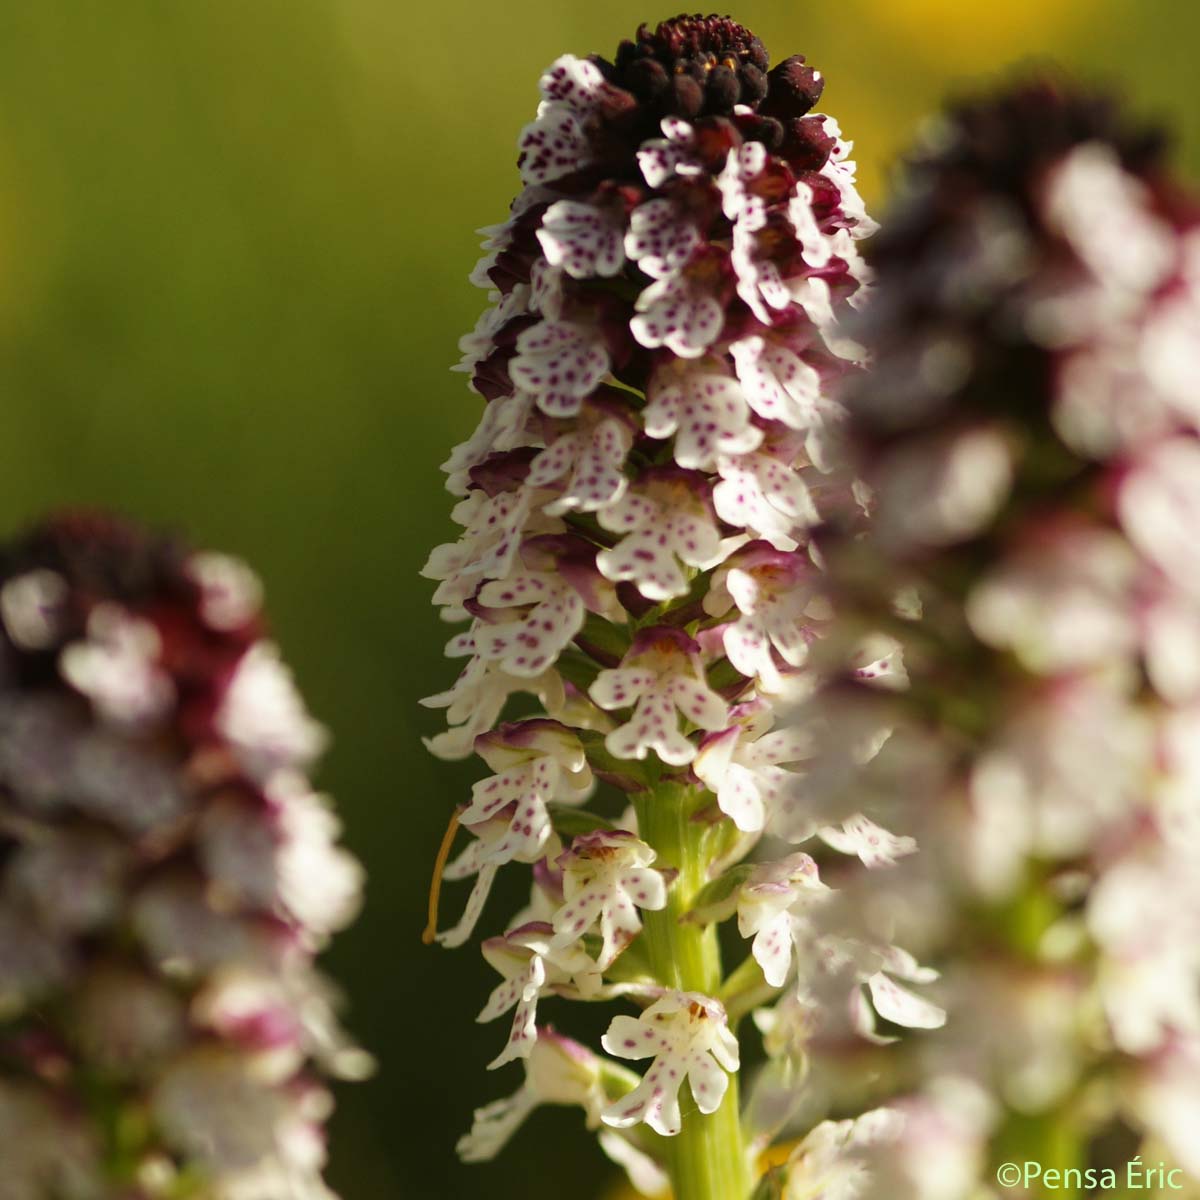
top-left (624, 54), bottom-right (669, 102)
top-left (762, 54), bottom-right (826, 120)
top-left (705, 63), bottom-right (740, 114)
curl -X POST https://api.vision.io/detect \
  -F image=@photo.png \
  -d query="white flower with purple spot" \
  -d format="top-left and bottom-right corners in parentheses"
top-left (517, 54), bottom-right (608, 187)
top-left (601, 991), bottom-right (740, 1136)
top-left (694, 701), bottom-right (811, 833)
top-left (550, 830), bottom-right (669, 969)
top-left (478, 922), bottom-right (602, 1068)
top-left (642, 363), bottom-right (762, 468)
top-left (817, 119), bottom-right (878, 237)
top-left (732, 219), bottom-right (794, 326)
top-left (420, 656), bottom-right (565, 761)
top-left (422, 485), bottom-right (548, 620)
top-left (625, 197), bottom-right (701, 280)
top-left (528, 399), bottom-right (634, 515)
top-left (729, 334), bottom-right (828, 433)
top-left (736, 853), bottom-right (826, 987)
top-left (631, 272), bottom-right (725, 360)
top-left (537, 199), bottom-right (626, 279)
top-left (596, 470), bottom-right (725, 601)
top-left (714, 439), bottom-right (820, 549)
top-left (510, 320), bottom-right (612, 418)
top-left (460, 718), bottom-right (593, 851)
top-left (787, 182), bottom-right (838, 270)
top-left (637, 117), bottom-right (700, 189)
top-left (717, 141), bottom-right (768, 228)
top-left (456, 571), bottom-right (587, 679)
top-left (590, 628), bottom-right (729, 767)
top-left (704, 543), bottom-right (822, 691)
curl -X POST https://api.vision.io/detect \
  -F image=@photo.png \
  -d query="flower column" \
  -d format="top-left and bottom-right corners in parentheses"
top-left (422, 16), bottom-right (880, 1200)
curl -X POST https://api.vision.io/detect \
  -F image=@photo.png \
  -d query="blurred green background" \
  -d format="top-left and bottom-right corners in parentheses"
top-left (0, 2), bottom-right (1194, 1197)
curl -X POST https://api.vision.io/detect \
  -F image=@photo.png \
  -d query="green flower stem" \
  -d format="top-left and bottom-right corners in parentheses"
top-left (634, 784), bottom-right (752, 1200)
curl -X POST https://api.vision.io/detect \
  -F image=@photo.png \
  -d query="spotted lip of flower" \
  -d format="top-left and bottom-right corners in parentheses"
top-left (703, 540), bottom-right (822, 693)
top-left (691, 694), bottom-right (814, 834)
top-left (550, 829), bottom-right (669, 969)
top-left (601, 990), bottom-right (740, 1136)
top-left (477, 921), bottom-right (602, 1069)
top-left (595, 467), bottom-right (725, 604)
top-left (589, 626), bottom-right (730, 767)
top-left (736, 853), bottom-right (826, 987)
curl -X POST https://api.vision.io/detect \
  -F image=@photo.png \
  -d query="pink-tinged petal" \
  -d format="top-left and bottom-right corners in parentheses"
top-left (437, 862), bottom-right (499, 949)
top-left (666, 676), bottom-right (729, 731)
top-left (631, 277), bottom-right (724, 360)
top-left (685, 1048), bottom-right (729, 1115)
top-left (589, 667), bottom-right (656, 710)
top-left (643, 369), bottom-right (762, 468)
top-left (818, 815), bottom-right (916, 869)
top-left (603, 1015), bottom-right (663, 1061)
top-left (518, 104), bottom-right (592, 186)
top-left (866, 972), bottom-right (946, 1031)
top-left (625, 199), bottom-right (700, 279)
top-left (694, 726), bottom-right (738, 788)
top-left (751, 910), bottom-right (794, 988)
top-left (537, 200), bottom-right (625, 279)
top-left (538, 54), bottom-right (606, 108)
top-left (488, 956), bottom-right (546, 1069)
top-left (510, 321), bottom-right (610, 418)
top-left (729, 336), bottom-right (823, 430)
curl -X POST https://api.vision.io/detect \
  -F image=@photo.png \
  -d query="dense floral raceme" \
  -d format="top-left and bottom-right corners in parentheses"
top-left (806, 78), bottom-right (1200, 1193)
top-left (0, 513), bottom-right (367, 1200)
top-left (422, 14), bottom-right (938, 1197)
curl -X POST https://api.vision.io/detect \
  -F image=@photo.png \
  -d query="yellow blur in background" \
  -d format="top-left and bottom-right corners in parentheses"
top-left (0, 3), bottom-right (1194, 1198)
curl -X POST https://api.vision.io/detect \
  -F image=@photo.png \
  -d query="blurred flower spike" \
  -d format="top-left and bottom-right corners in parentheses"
top-left (0, 511), bottom-right (367, 1200)
top-left (423, 12), bottom-right (928, 1200)
top-left (820, 77), bottom-right (1200, 1194)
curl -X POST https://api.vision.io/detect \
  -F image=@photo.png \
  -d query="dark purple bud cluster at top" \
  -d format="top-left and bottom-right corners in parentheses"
top-left (848, 78), bottom-right (1181, 449)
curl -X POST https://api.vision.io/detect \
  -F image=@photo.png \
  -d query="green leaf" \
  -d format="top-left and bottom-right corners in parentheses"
top-left (547, 804), bottom-right (615, 839)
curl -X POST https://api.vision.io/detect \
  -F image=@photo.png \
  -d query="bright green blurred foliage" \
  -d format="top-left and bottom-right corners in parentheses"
top-left (0, 3), bottom-right (1194, 1197)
